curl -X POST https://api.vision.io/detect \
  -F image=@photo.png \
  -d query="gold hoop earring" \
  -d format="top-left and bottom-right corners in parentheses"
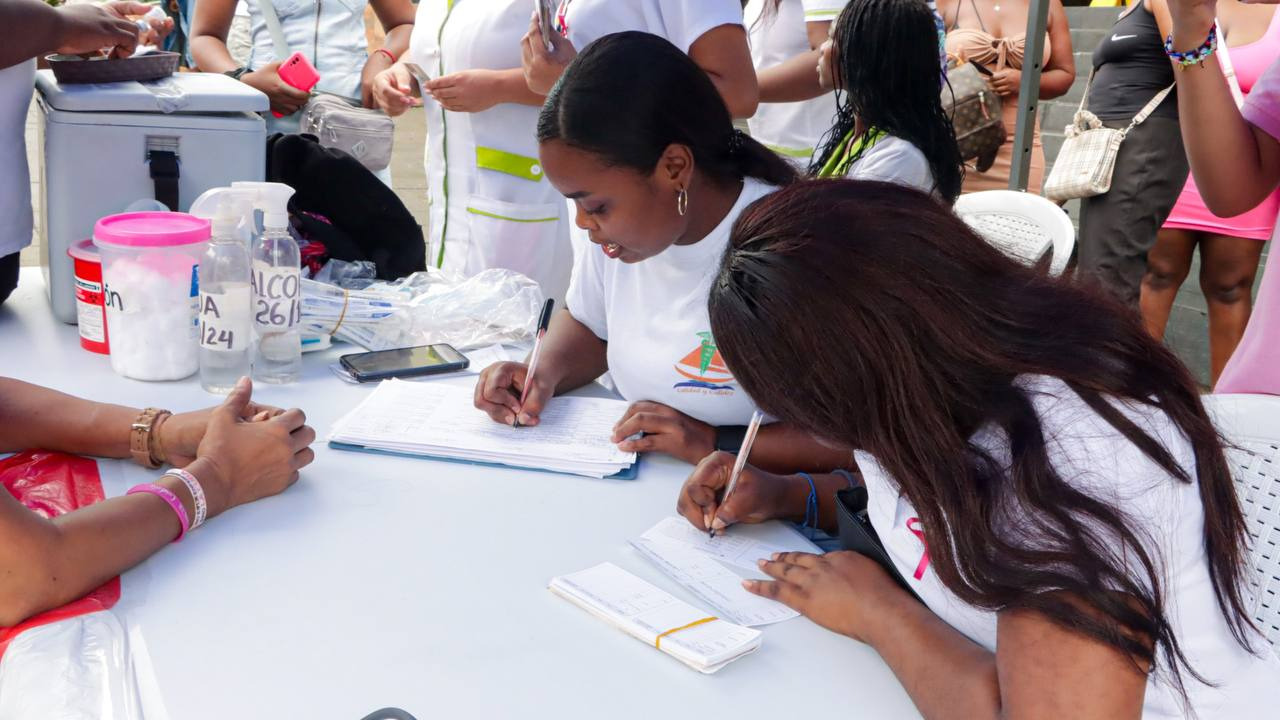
top-left (677, 188), bottom-right (688, 216)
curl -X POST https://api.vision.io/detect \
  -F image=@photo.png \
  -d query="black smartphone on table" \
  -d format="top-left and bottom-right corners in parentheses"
top-left (339, 344), bottom-right (470, 383)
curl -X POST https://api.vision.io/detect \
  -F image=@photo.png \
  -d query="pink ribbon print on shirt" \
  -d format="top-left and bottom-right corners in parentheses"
top-left (906, 517), bottom-right (931, 580)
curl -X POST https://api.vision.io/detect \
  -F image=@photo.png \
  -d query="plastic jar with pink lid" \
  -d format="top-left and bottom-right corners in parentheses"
top-left (94, 212), bottom-right (210, 381)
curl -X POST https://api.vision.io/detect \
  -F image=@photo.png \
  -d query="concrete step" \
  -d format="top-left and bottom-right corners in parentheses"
top-left (1065, 6), bottom-right (1122, 30)
top-left (1042, 131), bottom-right (1066, 161)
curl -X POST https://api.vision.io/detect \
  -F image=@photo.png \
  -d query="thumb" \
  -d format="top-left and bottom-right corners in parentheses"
top-left (217, 377), bottom-right (253, 420)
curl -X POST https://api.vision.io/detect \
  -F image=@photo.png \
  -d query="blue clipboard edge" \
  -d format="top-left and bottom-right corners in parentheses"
top-left (327, 441), bottom-right (641, 481)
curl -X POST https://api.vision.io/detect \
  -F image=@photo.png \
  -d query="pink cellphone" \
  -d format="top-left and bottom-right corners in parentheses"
top-left (274, 51), bottom-right (321, 118)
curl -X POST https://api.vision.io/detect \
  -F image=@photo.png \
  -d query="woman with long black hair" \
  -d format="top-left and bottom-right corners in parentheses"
top-left (678, 180), bottom-right (1279, 717)
top-left (811, 0), bottom-right (963, 203)
top-left (474, 33), bottom-right (846, 472)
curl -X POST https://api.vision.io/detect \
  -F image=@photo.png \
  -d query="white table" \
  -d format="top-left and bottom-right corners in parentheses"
top-left (0, 269), bottom-right (919, 719)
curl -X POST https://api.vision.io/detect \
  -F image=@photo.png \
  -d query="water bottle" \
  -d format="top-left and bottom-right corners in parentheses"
top-left (198, 194), bottom-right (254, 393)
top-left (250, 184), bottom-right (302, 384)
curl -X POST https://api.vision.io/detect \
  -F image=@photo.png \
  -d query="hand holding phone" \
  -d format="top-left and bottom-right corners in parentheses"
top-left (273, 51), bottom-right (321, 118)
top-left (534, 0), bottom-right (556, 51)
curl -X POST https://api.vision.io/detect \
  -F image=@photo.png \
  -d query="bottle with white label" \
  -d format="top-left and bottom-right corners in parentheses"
top-left (250, 183), bottom-right (302, 384)
top-left (197, 192), bottom-right (254, 394)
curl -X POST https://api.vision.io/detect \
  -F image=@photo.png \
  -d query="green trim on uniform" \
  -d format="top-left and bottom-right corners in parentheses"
top-left (465, 207), bottom-right (559, 223)
top-left (765, 143), bottom-right (815, 159)
top-left (475, 146), bottom-right (545, 182)
top-left (803, 10), bottom-right (840, 20)
top-left (817, 128), bottom-right (885, 178)
top-left (434, 0), bottom-right (458, 269)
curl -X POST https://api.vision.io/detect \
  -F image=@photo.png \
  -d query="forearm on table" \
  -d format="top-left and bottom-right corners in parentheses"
top-left (1171, 13), bottom-right (1280, 215)
top-left (749, 424), bottom-right (852, 474)
top-left (865, 595), bottom-right (1002, 720)
top-left (0, 461), bottom-right (215, 625)
top-left (0, 0), bottom-right (63, 68)
top-left (758, 49), bottom-right (827, 103)
top-left (0, 378), bottom-right (136, 458)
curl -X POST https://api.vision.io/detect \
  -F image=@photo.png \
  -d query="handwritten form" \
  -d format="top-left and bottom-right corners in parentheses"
top-left (630, 517), bottom-right (823, 626)
top-left (549, 563), bottom-right (762, 674)
top-left (328, 380), bottom-right (636, 478)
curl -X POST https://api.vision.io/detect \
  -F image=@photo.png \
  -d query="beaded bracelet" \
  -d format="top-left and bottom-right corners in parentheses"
top-left (127, 483), bottom-right (189, 542)
top-left (164, 468), bottom-right (207, 531)
top-left (1165, 24), bottom-right (1218, 70)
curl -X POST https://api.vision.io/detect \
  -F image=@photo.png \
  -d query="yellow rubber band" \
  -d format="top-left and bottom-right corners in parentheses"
top-left (330, 289), bottom-right (350, 336)
top-left (654, 616), bottom-right (718, 649)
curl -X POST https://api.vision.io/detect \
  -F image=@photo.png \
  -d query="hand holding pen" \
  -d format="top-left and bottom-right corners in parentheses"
top-left (473, 299), bottom-right (556, 427)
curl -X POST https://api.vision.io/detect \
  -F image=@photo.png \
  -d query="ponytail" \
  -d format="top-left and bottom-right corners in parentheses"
top-left (538, 32), bottom-right (796, 189)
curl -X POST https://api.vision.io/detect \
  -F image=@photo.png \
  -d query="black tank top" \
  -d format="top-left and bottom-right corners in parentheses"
top-left (1088, 0), bottom-right (1178, 121)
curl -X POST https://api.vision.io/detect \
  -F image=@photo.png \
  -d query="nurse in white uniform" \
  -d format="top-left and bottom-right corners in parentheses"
top-left (520, 0), bottom-right (759, 120)
top-left (476, 33), bottom-right (848, 474)
top-left (371, 0), bottom-right (573, 304)
top-left (744, 0), bottom-right (842, 166)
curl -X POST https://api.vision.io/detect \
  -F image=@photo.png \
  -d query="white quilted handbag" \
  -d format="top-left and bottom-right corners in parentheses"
top-left (1044, 71), bottom-right (1173, 203)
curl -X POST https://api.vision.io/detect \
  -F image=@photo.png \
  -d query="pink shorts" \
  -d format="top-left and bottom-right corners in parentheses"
top-left (1163, 171), bottom-right (1280, 240)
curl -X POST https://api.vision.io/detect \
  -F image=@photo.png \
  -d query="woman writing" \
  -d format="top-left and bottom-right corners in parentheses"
top-left (679, 180), bottom-right (1279, 717)
top-left (371, 0), bottom-right (573, 303)
top-left (475, 33), bottom-right (844, 472)
top-left (0, 378), bottom-right (313, 626)
top-left (812, 0), bottom-right (964, 201)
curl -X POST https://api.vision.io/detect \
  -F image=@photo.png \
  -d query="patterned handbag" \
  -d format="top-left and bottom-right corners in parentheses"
top-left (941, 60), bottom-right (1006, 173)
top-left (1043, 72), bottom-right (1172, 203)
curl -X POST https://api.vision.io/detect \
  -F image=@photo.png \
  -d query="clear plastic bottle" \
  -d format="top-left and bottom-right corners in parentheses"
top-left (198, 192), bottom-right (254, 393)
top-left (250, 184), bottom-right (302, 384)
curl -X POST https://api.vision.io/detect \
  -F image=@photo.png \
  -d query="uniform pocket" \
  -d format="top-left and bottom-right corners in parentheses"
top-left (269, 0), bottom-right (317, 20)
top-left (464, 196), bottom-right (563, 286)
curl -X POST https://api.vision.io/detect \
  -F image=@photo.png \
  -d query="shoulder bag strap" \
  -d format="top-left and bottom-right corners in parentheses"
top-left (1074, 68), bottom-right (1096, 115)
top-left (1123, 83), bottom-right (1175, 134)
top-left (1216, 18), bottom-right (1246, 108)
top-left (257, 0), bottom-right (292, 61)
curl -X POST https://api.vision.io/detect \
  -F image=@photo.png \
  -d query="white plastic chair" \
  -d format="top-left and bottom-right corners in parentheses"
top-left (1204, 393), bottom-right (1280, 657)
top-left (953, 191), bottom-right (1075, 276)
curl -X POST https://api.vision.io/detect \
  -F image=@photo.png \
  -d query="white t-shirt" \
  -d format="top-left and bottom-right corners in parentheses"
top-left (554, 0), bottom-right (744, 55)
top-left (846, 134), bottom-right (935, 194)
top-left (0, 60), bottom-right (34, 259)
top-left (745, 0), bottom-right (842, 164)
top-left (856, 374), bottom-right (1280, 718)
top-left (565, 178), bottom-right (775, 427)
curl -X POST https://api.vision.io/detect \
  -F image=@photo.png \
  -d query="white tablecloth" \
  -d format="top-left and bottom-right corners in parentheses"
top-left (0, 269), bottom-right (919, 719)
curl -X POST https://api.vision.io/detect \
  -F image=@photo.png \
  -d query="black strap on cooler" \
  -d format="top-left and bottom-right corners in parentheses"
top-left (148, 150), bottom-right (180, 211)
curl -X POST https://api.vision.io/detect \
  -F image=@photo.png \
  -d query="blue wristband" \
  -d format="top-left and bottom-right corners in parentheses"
top-left (797, 472), bottom-right (819, 530)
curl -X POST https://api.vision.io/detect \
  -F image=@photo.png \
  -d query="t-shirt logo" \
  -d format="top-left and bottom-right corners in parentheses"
top-left (673, 332), bottom-right (736, 396)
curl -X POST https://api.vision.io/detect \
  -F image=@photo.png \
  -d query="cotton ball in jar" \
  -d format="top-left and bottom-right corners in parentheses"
top-left (104, 257), bottom-right (199, 381)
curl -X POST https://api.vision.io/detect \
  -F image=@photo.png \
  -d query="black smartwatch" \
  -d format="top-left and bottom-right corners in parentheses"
top-left (714, 425), bottom-right (748, 453)
top-left (224, 66), bottom-right (250, 81)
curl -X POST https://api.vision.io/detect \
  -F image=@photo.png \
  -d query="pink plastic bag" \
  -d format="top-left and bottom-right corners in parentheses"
top-left (0, 451), bottom-right (121, 658)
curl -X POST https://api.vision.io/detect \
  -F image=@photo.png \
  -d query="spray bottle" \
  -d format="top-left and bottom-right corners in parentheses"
top-left (189, 188), bottom-right (256, 393)
top-left (246, 183), bottom-right (302, 384)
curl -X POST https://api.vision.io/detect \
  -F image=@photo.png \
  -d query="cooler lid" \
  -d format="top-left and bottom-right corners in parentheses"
top-left (35, 70), bottom-right (269, 114)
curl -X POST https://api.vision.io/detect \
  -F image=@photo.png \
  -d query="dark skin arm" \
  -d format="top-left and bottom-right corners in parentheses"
top-left (677, 454), bottom-right (1149, 719)
top-left (757, 20), bottom-right (833, 104)
top-left (359, 0), bottom-right (415, 108)
top-left (0, 379), bottom-right (315, 626)
top-left (0, 0), bottom-right (168, 69)
top-left (1167, 0), bottom-right (1280, 215)
top-left (474, 314), bottom-right (849, 470)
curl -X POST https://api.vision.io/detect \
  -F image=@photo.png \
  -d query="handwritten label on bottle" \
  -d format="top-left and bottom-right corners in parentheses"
top-left (200, 285), bottom-right (251, 352)
top-left (251, 263), bottom-right (301, 332)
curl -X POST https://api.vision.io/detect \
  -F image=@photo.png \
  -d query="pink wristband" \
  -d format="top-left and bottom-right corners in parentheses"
top-left (127, 483), bottom-right (190, 542)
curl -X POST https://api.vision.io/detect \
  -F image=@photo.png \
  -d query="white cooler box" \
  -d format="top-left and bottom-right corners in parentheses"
top-left (35, 71), bottom-right (269, 323)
